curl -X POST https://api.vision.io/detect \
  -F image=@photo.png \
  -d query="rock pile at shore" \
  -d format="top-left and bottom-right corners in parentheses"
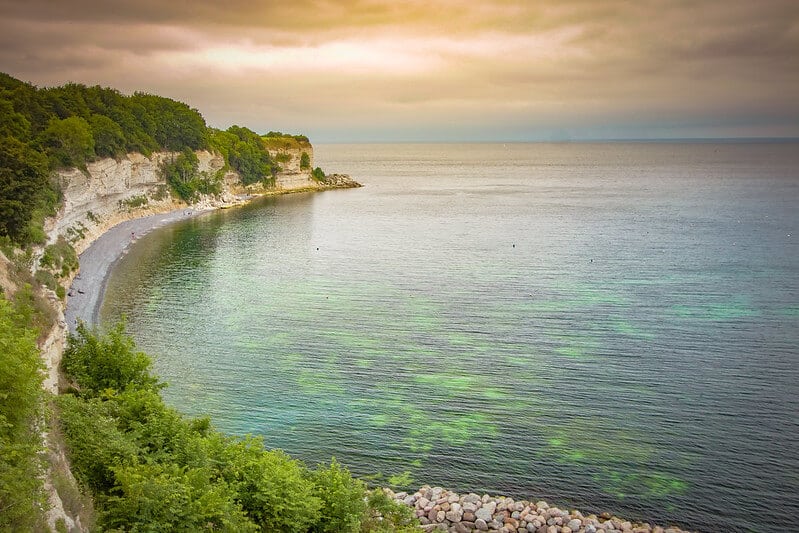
top-left (389, 486), bottom-right (693, 533)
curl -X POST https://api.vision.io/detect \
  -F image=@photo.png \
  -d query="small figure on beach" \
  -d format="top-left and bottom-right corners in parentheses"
top-left (131, 231), bottom-right (135, 239)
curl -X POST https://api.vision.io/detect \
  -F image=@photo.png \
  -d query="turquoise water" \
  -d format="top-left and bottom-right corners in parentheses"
top-left (101, 143), bottom-right (799, 532)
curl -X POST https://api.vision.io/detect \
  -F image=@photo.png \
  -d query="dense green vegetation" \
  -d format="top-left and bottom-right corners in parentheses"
top-left (0, 283), bottom-right (50, 531)
top-left (0, 72), bottom-right (322, 246)
top-left (58, 324), bottom-right (418, 532)
top-left (0, 72), bottom-right (209, 245)
top-left (160, 148), bottom-right (222, 202)
top-left (210, 126), bottom-right (280, 186)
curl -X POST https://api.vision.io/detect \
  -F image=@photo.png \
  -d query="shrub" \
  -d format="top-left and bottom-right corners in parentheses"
top-left (40, 236), bottom-right (79, 277)
top-left (104, 463), bottom-right (255, 532)
top-left (0, 296), bottom-right (46, 531)
top-left (118, 194), bottom-right (148, 209)
top-left (300, 151), bottom-right (311, 170)
top-left (62, 322), bottom-right (160, 395)
top-left (57, 325), bottom-right (417, 532)
top-left (310, 459), bottom-right (368, 533)
top-left (223, 440), bottom-right (322, 532)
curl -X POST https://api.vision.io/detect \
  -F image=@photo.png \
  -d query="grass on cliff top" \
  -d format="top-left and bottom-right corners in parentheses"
top-left (262, 132), bottom-right (311, 151)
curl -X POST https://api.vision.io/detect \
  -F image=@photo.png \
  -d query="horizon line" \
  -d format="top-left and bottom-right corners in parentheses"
top-left (314, 136), bottom-right (799, 145)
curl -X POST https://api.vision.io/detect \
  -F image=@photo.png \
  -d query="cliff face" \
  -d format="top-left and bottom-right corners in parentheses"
top-left (45, 144), bottom-right (358, 255)
top-left (46, 151), bottom-right (225, 254)
top-left (266, 141), bottom-right (318, 190)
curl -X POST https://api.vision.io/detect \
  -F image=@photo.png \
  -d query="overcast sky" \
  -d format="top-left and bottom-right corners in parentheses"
top-left (1, 0), bottom-right (797, 142)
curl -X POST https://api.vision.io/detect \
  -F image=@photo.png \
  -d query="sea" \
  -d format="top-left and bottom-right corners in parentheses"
top-left (100, 142), bottom-right (799, 532)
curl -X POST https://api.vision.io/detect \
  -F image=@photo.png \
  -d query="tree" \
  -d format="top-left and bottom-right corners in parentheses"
top-left (0, 136), bottom-right (50, 243)
top-left (89, 113), bottom-right (126, 158)
top-left (0, 98), bottom-right (31, 140)
top-left (41, 116), bottom-right (95, 168)
top-left (161, 149), bottom-right (201, 201)
top-left (63, 321), bottom-right (159, 395)
top-left (300, 151), bottom-right (311, 170)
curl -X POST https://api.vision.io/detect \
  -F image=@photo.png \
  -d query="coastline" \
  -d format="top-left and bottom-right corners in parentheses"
top-left (64, 206), bottom-right (214, 332)
top-left (56, 184), bottom-right (695, 533)
top-left (63, 179), bottom-right (362, 333)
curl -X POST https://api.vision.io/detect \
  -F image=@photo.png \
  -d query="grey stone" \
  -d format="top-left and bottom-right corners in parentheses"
top-left (446, 508), bottom-right (464, 523)
top-left (475, 506), bottom-right (494, 522)
top-left (463, 493), bottom-right (482, 504)
top-left (567, 519), bottom-right (582, 531)
top-left (451, 523), bottom-right (471, 533)
top-left (475, 518), bottom-right (489, 530)
top-left (463, 502), bottom-right (480, 513)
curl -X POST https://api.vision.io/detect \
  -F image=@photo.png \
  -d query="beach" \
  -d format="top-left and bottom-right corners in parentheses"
top-left (64, 207), bottom-right (211, 333)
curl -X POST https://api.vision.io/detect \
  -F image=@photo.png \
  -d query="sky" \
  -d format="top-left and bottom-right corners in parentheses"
top-left (1, 0), bottom-right (798, 142)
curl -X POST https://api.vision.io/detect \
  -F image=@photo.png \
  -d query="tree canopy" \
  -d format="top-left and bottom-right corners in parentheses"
top-left (0, 72), bottom-right (315, 246)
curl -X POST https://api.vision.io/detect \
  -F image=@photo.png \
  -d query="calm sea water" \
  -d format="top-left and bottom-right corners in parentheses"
top-left (101, 143), bottom-right (799, 532)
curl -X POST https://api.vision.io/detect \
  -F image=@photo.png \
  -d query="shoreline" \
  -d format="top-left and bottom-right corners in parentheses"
top-left (63, 180), bottom-right (362, 333)
top-left (64, 206), bottom-right (214, 332)
top-left (58, 185), bottom-right (695, 533)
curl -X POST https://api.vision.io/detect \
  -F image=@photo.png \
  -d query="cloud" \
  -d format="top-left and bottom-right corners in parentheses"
top-left (1, 0), bottom-right (797, 140)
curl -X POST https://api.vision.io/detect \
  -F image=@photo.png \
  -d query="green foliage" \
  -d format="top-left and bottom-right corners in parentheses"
top-left (58, 325), bottom-right (417, 532)
top-left (89, 113), bottom-right (126, 158)
top-left (362, 489), bottom-right (418, 533)
top-left (104, 463), bottom-right (255, 532)
top-left (0, 98), bottom-right (31, 139)
top-left (57, 394), bottom-right (141, 493)
top-left (129, 92), bottom-right (209, 152)
top-left (300, 151), bottom-right (311, 170)
top-left (310, 459), bottom-right (367, 533)
top-left (264, 131), bottom-right (310, 144)
top-left (10, 282), bottom-right (57, 338)
top-left (212, 126), bottom-right (279, 186)
top-left (63, 322), bottom-right (160, 395)
top-left (312, 167), bottom-right (326, 182)
top-left (223, 442), bottom-right (322, 532)
top-left (0, 135), bottom-right (52, 244)
top-left (41, 116), bottom-right (96, 169)
top-left (0, 296), bottom-right (46, 531)
top-left (161, 148), bottom-right (221, 202)
top-left (274, 152), bottom-right (292, 164)
top-left (118, 194), bottom-right (149, 209)
top-left (40, 235), bottom-right (79, 277)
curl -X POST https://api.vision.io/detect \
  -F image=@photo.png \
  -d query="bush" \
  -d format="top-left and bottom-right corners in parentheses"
top-left (222, 440), bottom-right (321, 532)
top-left (0, 296), bottom-right (46, 531)
top-left (62, 322), bottom-right (159, 395)
top-left (310, 459), bottom-right (367, 533)
top-left (161, 149), bottom-right (221, 202)
top-left (118, 194), bottom-right (148, 209)
top-left (104, 463), bottom-right (255, 532)
top-left (57, 394), bottom-right (140, 493)
top-left (40, 236), bottom-right (79, 277)
top-left (58, 324), bottom-right (416, 532)
top-left (300, 151), bottom-right (311, 170)
top-left (312, 167), bottom-right (326, 182)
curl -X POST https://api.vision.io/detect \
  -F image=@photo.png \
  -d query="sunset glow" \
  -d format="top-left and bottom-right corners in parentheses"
top-left (1, 0), bottom-right (797, 141)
